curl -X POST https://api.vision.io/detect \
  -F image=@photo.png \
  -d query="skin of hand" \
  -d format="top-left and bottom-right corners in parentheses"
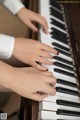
top-left (14, 7), bottom-right (58, 70)
top-left (13, 38), bottom-right (58, 71)
top-left (17, 7), bottom-right (48, 33)
top-left (0, 61), bottom-right (56, 101)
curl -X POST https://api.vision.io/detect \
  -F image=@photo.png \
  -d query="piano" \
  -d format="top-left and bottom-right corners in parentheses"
top-left (19, 0), bottom-right (80, 120)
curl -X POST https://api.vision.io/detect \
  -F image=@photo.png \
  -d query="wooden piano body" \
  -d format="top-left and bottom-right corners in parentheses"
top-left (19, 0), bottom-right (80, 120)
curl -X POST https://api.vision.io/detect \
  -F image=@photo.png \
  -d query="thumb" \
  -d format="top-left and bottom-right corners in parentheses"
top-left (31, 93), bottom-right (48, 101)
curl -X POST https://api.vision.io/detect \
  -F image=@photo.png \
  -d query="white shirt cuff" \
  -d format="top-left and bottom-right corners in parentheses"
top-left (3, 0), bottom-right (25, 15)
top-left (0, 34), bottom-right (15, 59)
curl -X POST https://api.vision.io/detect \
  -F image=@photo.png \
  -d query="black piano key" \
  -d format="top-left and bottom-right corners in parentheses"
top-left (53, 56), bottom-right (73, 66)
top-left (51, 31), bottom-right (68, 43)
top-left (54, 62), bottom-right (74, 71)
top-left (57, 79), bottom-right (77, 88)
top-left (50, 0), bottom-right (62, 11)
top-left (57, 100), bottom-right (80, 108)
top-left (50, 18), bottom-right (66, 30)
top-left (51, 35), bottom-right (68, 45)
top-left (56, 87), bottom-right (79, 96)
top-left (51, 34), bottom-right (68, 44)
top-left (51, 33), bottom-right (67, 41)
top-left (52, 42), bottom-right (70, 52)
top-left (57, 109), bottom-right (80, 116)
top-left (51, 27), bottom-right (67, 39)
top-left (50, 32), bottom-right (68, 44)
top-left (50, 7), bottom-right (64, 21)
top-left (54, 68), bottom-right (75, 77)
top-left (54, 47), bottom-right (71, 57)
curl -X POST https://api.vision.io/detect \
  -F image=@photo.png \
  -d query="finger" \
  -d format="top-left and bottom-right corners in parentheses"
top-left (28, 21), bottom-right (38, 32)
top-left (37, 57), bottom-right (53, 65)
top-left (39, 50), bottom-right (52, 59)
top-left (33, 15), bottom-right (48, 34)
top-left (49, 88), bottom-right (56, 96)
top-left (41, 18), bottom-right (49, 34)
top-left (43, 71), bottom-right (53, 76)
top-left (41, 43), bottom-right (58, 55)
top-left (31, 93), bottom-right (48, 101)
top-left (41, 84), bottom-right (56, 96)
top-left (45, 77), bottom-right (57, 85)
top-left (33, 62), bottom-right (48, 71)
top-left (46, 86), bottom-right (56, 96)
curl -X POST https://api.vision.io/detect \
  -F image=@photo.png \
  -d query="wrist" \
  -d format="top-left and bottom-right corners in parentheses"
top-left (0, 61), bottom-right (14, 90)
top-left (17, 7), bottom-right (26, 18)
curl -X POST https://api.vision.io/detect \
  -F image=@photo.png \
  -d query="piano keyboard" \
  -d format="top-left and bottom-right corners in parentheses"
top-left (38, 0), bottom-right (80, 119)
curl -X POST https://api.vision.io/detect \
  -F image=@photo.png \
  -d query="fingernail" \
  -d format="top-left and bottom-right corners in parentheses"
top-left (35, 29), bottom-right (38, 33)
top-left (57, 52), bottom-right (59, 55)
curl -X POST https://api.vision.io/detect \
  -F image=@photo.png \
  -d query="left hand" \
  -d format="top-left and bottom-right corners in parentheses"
top-left (17, 7), bottom-right (48, 33)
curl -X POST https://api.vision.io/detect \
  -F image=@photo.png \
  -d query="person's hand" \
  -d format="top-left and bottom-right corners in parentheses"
top-left (17, 7), bottom-right (48, 33)
top-left (11, 67), bottom-right (56, 101)
top-left (0, 61), bottom-right (56, 101)
top-left (13, 38), bottom-right (58, 71)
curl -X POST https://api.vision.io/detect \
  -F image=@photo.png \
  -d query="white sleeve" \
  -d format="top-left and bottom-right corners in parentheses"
top-left (3, 0), bottom-right (25, 15)
top-left (0, 34), bottom-right (15, 59)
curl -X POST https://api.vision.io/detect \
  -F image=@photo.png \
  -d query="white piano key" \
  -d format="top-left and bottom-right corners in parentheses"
top-left (44, 92), bottom-right (80, 102)
top-left (52, 46), bottom-right (71, 54)
top-left (40, 32), bottom-right (70, 49)
top-left (39, 0), bottom-right (80, 120)
top-left (50, 4), bottom-right (62, 13)
top-left (38, 111), bottom-right (80, 120)
top-left (43, 95), bottom-right (80, 103)
top-left (57, 53), bottom-right (72, 61)
top-left (45, 17), bottom-right (67, 34)
top-left (46, 65), bottom-right (75, 76)
top-left (48, 68), bottom-right (77, 83)
top-left (40, 0), bottom-right (65, 24)
top-left (56, 83), bottom-right (78, 91)
top-left (50, 14), bottom-right (65, 25)
top-left (39, 101), bottom-right (80, 112)
top-left (52, 56), bottom-right (76, 67)
top-left (56, 92), bottom-right (79, 99)
top-left (52, 58), bottom-right (74, 68)
top-left (47, 60), bottom-right (77, 76)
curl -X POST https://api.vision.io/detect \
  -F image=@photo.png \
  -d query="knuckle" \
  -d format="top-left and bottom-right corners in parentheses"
top-left (37, 98), bottom-right (42, 102)
top-left (48, 46), bottom-right (52, 50)
top-left (42, 16), bottom-right (46, 20)
top-left (46, 53), bottom-right (52, 58)
top-left (46, 60), bottom-right (53, 65)
top-left (53, 78), bottom-right (57, 85)
top-left (48, 54), bottom-right (52, 58)
top-left (39, 97), bottom-right (43, 101)
top-left (50, 78), bottom-right (56, 85)
top-left (51, 89), bottom-right (56, 96)
top-left (45, 72), bottom-right (53, 77)
top-left (48, 72), bottom-right (53, 76)
top-left (34, 63), bottom-right (38, 68)
top-left (47, 61), bottom-right (53, 65)
top-left (53, 89), bottom-right (56, 95)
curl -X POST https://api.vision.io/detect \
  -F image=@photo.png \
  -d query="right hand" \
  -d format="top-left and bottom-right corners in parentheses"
top-left (13, 38), bottom-right (58, 71)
